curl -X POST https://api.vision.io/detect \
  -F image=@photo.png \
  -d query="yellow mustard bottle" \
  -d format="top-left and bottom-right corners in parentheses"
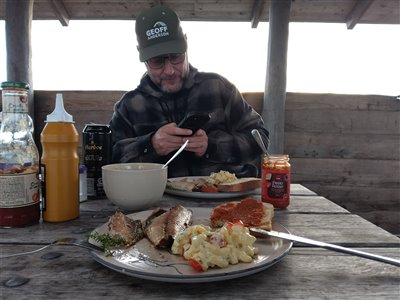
top-left (40, 93), bottom-right (79, 222)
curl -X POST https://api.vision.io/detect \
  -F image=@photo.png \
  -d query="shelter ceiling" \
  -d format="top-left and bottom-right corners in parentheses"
top-left (0, 0), bottom-right (399, 29)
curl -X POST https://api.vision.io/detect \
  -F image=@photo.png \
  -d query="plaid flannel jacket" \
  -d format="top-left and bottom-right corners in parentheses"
top-left (109, 65), bottom-right (269, 178)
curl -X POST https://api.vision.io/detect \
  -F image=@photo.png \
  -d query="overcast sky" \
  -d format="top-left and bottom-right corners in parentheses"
top-left (1, 20), bottom-right (399, 96)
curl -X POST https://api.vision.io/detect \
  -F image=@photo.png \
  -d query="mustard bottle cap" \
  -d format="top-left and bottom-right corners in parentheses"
top-left (46, 93), bottom-right (74, 122)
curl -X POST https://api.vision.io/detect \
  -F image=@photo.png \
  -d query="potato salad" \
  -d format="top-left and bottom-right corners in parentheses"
top-left (206, 170), bottom-right (237, 185)
top-left (171, 222), bottom-right (257, 271)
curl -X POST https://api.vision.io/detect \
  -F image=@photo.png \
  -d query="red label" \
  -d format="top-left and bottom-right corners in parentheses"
top-left (268, 172), bottom-right (288, 198)
top-left (261, 168), bottom-right (290, 208)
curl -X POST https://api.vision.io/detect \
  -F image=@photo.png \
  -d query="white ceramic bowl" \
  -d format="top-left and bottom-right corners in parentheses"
top-left (102, 163), bottom-right (167, 210)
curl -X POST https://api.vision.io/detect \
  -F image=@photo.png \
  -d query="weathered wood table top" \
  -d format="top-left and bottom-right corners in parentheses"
top-left (1, 184), bottom-right (399, 299)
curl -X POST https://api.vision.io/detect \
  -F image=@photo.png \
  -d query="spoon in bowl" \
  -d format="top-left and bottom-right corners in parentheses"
top-left (162, 140), bottom-right (189, 169)
top-left (251, 129), bottom-right (270, 156)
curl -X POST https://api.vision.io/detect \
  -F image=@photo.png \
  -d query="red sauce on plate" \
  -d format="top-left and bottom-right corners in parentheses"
top-left (211, 198), bottom-right (264, 227)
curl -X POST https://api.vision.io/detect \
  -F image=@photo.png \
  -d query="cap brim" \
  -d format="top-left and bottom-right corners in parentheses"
top-left (139, 39), bottom-right (187, 62)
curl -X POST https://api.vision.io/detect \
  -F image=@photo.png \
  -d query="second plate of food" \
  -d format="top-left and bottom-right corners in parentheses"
top-left (165, 176), bottom-right (261, 199)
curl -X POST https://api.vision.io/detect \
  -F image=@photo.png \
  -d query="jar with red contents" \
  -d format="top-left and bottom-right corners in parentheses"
top-left (261, 154), bottom-right (291, 208)
top-left (0, 81), bottom-right (40, 227)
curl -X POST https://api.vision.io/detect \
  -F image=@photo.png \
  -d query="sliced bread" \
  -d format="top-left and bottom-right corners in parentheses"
top-left (210, 198), bottom-right (274, 230)
top-left (216, 177), bottom-right (261, 192)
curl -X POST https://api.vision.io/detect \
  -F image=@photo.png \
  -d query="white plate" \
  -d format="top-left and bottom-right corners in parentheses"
top-left (89, 207), bottom-right (292, 283)
top-left (165, 176), bottom-right (260, 199)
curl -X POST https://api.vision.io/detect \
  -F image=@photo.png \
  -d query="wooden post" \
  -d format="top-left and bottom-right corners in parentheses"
top-left (262, 0), bottom-right (291, 154)
top-left (5, 0), bottom-right (34, 118)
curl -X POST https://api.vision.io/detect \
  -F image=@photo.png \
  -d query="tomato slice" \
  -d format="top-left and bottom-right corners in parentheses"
top-left (188, 259), bottom-right (203, 272)
top-left (200, 185), bottom-right (218, 193)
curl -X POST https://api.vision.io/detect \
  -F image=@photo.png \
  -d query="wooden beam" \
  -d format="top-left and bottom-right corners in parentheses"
top-left (5, 0), bottom-right (34, 118)
top-left (346, 0), bottom-right (375, 29)
top-left (50, 0), bottom-right (70, 26)
top-left (263, 0), bottom-right (291, 154)
top-left (250, 0), bottom-right (264, 28)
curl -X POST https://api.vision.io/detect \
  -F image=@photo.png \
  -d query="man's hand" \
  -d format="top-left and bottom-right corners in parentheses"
top-left (152, 123), bottom-right (208, 157)
top-left (184, 129), bottom-right (208, 157)
top-left (151, 123), bottom-right (191, 156)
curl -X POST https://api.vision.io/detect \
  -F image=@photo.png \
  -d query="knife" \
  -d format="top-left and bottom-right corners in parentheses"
top-left (249, 227), bottom-right (400, 267)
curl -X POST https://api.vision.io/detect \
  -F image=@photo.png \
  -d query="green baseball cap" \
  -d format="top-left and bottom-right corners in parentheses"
top-left (135, 6), bottom-right (187, 62)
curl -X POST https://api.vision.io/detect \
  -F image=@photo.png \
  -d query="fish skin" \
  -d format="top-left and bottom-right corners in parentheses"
top-left (144, 205), bottom-right (193, 248)
top-left (166, 205), bottom-right (193, 239)
top-left (107, 212), bottom-right (144, 246)
top-left (144, 207), bottom-right (167, 228)
top-left (144, 211), bottom-right (170, 247)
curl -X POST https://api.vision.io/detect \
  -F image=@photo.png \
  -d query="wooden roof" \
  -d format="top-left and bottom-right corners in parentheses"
top-left (0, 0), bottom-right (399, 29)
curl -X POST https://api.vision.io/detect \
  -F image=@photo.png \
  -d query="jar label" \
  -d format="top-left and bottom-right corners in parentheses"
top-left (266, 172), bottom-right (289, 198)
top-left (0, 173), bottom-right (40, 207)
top-left (261, 168), bottom-right (290, 203)
top-left (2, 94), bottom-right (29, 113)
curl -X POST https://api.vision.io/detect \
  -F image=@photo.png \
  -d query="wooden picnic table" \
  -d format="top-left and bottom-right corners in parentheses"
top-left (1, 184), bottom-right (399, 299)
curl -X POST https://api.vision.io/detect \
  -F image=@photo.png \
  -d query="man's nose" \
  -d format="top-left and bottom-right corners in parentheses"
top-left (162, 59), bottom-right (175, 74)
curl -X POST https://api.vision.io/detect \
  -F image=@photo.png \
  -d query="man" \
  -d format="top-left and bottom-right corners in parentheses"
top-left (110, 6), bottom-right (269, 178)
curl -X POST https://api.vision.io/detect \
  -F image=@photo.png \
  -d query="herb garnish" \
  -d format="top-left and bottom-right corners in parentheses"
top-left (88, 232), bottom-right (128, 256)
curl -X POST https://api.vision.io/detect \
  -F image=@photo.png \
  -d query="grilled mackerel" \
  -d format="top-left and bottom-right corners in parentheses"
top-left (144, 205), bottom-right (193, 248)
top-left (107, 211), bottom-right (144, 246)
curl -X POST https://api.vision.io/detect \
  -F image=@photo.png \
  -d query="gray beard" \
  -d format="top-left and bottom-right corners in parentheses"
top-left (160, 80), bottom-right (184, 94)
top-left (149, 61), bottom-right (189, 94)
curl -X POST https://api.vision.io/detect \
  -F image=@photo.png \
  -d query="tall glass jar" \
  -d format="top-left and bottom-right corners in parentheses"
top-left (261, 154), bottom-right (291, 208)
top-left (0, 81), bottom-right (41, 227)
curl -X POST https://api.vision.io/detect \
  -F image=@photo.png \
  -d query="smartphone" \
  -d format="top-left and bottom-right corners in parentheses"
top-left (178, 112), bottom-right (211, 135)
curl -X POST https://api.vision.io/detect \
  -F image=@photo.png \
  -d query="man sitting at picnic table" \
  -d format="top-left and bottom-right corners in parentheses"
top-left (109, 5), bottom-right (269, 178)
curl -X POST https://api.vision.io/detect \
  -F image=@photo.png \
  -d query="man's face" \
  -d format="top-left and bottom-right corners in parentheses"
top-left (145, 52), bottom-right (189, 94)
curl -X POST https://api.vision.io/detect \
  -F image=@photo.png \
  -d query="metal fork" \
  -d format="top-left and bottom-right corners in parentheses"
top-left (0, 238), bottom-right (103, 259)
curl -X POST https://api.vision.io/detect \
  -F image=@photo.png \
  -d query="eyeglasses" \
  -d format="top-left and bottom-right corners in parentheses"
top-left (146, 53), bottom-right (185, 69)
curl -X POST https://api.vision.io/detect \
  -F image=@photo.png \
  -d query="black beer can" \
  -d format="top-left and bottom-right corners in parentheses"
top-left (83, 124), bottom-right (112, 199)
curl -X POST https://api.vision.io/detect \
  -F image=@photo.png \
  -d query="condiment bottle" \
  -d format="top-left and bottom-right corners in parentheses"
top-left (0, 81), bottom-right (40, 227)
top-left (261, 154), bottom-right (291, 208)
top-left (40, 93), bottom-right (79, 222)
